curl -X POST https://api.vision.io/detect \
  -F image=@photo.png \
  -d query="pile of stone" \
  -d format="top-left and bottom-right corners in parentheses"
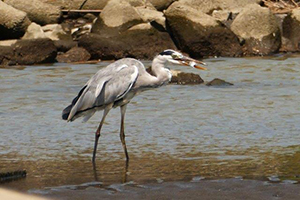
top-left (1, 0), bottom-right (300, 66)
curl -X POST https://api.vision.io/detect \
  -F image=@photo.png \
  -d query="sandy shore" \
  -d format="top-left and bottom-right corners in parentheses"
top-left (35, 179), bottom-right (300, 200)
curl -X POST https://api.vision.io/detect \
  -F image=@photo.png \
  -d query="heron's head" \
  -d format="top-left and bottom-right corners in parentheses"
top-left (158, 49), bottom-right (207, 70)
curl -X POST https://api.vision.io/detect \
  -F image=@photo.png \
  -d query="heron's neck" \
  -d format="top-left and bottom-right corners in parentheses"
top-left (151, 56), bottom-right (172, 84)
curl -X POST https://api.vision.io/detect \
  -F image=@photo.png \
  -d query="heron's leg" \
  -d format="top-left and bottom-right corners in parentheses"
top-left (92, 107), bottom-right (111, 163)
top-left (120, 105), bottom-right (129, 161)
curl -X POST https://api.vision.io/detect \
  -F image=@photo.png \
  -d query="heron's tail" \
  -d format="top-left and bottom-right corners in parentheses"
top-left (62, 104), bottom-right (72, 120)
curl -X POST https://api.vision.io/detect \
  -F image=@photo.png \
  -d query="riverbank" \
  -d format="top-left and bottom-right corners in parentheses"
top-left (38, 179), bottom-right (300, 200)
top-left (1, 0), bottom-right (300, 66)
top-left (2, 179), bottom-right (300, 200)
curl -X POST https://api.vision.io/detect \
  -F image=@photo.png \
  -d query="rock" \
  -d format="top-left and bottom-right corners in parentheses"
top-left (22, 23), bottom-right (73, 41)
top-left (42, 24), bottom-right (73, 41)
top-left (127, 0), bottom-right (155, 9)
top-left (56, 47), bottom-right (91, 63)
top-left (12, 38), bottom-right (57, 65)
top-left (136, 8), bottom-right (166, 30)
top-left (22, 23), bottom-right (47, 39)
top-left (231, 4), bottom-right (281, 55)
top-left (170, 70), bottom-right (204, 84)
top-left (0, 40), bottom-right (18, 47)
top-left (178, 0), bottom-right (261, 14)
top-left (206, 78), bottom-right (233, 86)
top-left (148, 0), bottom-right (175, 11)
top-left (212, 10), bottom-right (231, 21)
top-left (53, 40), bottom-right (78, 53)
top-left (92, 0), bottom-right (144, 36)
top-left (4, 0), bottom-right (61, 25)
top-left (282, 8), bottom-right (300, 51)
top-left (121, 23), bottom-right (176, 59)
top-left (40, 0), bottom-right (108, 10)
top-left (165, 2), bottom-right (242, 58)
top-left (80, 22), bottom-right (176, 59)
top-left (22, 23), bottom-right (75, 52)
top-left (0, 46), bottom-right (14, 66)
top-left (78, 33), bottom-right (129, 60)
top-left (0, 1), bottom-right (31, 39)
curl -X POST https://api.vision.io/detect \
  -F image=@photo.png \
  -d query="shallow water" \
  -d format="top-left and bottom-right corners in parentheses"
top-left (0, 54), bottom-right (300, 191)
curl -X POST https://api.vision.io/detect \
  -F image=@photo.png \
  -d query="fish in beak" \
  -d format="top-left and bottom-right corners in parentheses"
top-left (178, 56), bottom-right (207, 70)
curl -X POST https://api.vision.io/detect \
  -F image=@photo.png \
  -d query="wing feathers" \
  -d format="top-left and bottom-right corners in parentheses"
top-left (65, 64), bottom-right (138, 121)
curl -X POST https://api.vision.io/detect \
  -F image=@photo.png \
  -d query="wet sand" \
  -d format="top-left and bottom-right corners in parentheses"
top-left (39, 179), bottom-right (300, 200)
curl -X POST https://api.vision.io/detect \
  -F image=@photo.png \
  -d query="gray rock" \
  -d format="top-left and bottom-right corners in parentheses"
top-left (282, 8), bottom-right (300, 52)
top-left (206, 78), bottom-right (233, 86)
top-left (12, 38), bottom-right (57, 65)
top-left (79, 23), bottom-right (176, 60)
top-left (4, 0), bottom-right (61, 25)
top-left (0, 1), bottom-right (31, 39)
top-left (78, 33), bottom-right (129, 60)
top-left (165, 2), bottom-right (242, 57)
top-left (56, 47), bottom-right (91, 63)
top-left (231, 4), bottom-right (281, 55)
top-left (170, 70), bottom-right (204, 85)
top-left (121, 23), bottom-right (176, 59)
top-left (22, 23), bottom-right (47, 39)
top-left (92, 0), bottom-right (144, 36)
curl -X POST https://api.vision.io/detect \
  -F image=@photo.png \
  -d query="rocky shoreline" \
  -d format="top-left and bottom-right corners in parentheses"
top-left (1, 0), bottom-right (300, 66)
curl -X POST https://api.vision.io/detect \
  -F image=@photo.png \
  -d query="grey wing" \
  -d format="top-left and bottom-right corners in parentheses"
top-left (66, 64), bottom-right (138, 121)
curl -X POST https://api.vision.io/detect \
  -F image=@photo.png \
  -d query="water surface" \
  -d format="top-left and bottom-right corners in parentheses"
top-left (0, 54), bottom-right (300, 191)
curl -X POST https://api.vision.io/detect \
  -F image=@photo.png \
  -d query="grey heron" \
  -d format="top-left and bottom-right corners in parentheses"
top-left (62, 49), bottom-right (206, 163)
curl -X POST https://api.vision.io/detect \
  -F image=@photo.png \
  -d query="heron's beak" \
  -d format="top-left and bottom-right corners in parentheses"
top-left (179, 56), bottom-right (207, 70)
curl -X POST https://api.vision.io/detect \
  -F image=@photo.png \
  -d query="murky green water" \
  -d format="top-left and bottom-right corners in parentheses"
top-left (0, 54), bottom-right (300, 191)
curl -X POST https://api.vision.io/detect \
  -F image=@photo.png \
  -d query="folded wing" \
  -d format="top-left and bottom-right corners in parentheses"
top-left (63, 63), bottom-right (138, 122)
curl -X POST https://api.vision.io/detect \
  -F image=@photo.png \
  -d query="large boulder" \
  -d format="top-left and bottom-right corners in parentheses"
top-left (231, 4), bottom-right (281, 55)
top-left (78, 33), bottom-right (129, 60)
top-left (89, 0), bottom-right (175, 59)
top-left (92, 0), bottom-right (144, 36)
top-left (0, 1), bottom-right (31, 39)
top-left (282, 8), bottom-right (300, 52)
top-left (12, 38), bottom-right (57, 65)
top-left (3, 0), bottom-right (61, 25)
top-left (80, 24), bottom-right (176, 60)
top-left (118, 23), bottom-right (176, 59)
top-left (165, 2), bottom-right (242, 58)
